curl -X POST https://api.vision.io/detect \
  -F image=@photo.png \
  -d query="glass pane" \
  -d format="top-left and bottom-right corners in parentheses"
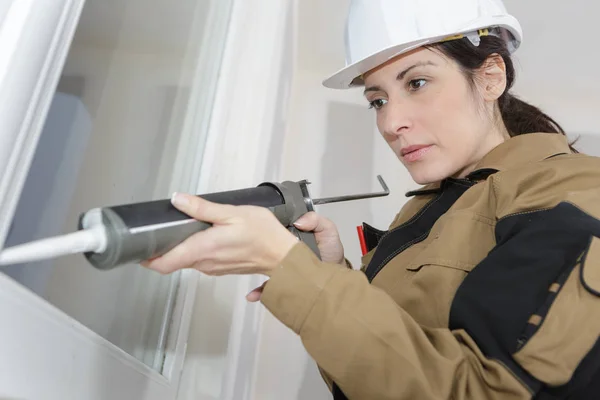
top-left (0, 0), bottom-right (230, 371)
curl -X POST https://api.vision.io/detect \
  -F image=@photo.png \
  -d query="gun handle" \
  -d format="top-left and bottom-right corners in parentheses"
top-left (288, 226), bottom-right (321, 260)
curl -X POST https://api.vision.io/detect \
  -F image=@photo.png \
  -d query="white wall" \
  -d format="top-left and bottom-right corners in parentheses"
top-left (503, 0), bottom-right (600, 137)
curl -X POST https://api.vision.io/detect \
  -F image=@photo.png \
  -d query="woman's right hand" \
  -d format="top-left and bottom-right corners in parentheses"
top-left (292, 211), bottom-right (345, 266)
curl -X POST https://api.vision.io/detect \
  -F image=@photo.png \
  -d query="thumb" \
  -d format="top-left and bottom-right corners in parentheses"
top-left (171, 192), bottom-right (235, 224)
top-left (293, 211), bottom-right (319, 231)
top-left (294, 211), bottom-right (336, 234)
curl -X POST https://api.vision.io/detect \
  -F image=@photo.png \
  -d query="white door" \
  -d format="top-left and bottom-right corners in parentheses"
top-left (0, 0), bottom-right (234, 398)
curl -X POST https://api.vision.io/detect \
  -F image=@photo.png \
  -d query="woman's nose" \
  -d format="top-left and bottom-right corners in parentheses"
top-left (381, 103), bottom-right (411, 139)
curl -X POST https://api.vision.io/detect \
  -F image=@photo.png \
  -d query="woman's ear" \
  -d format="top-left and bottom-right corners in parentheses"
top-left (476, 53), bottom-right (507, 102)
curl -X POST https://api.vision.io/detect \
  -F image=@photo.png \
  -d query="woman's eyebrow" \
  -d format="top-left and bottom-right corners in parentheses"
top-left (363, 60), bottom-right (437, 95)
top-left (397, 60), bottom-right (436, 80)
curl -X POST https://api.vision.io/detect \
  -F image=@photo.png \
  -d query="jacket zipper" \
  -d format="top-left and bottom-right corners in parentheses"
top-left (372, 192), bottom-right (441, 248)
top-left (374, 177), bottom-right (477, 247)
top-left (363, 193), bottom-right (441, 282)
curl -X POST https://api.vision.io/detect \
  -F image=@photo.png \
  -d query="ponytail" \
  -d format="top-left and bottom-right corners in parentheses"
top-left (499, 92), bottom-right (564, 135)
top-left (432, 35), bottom-right (578, 152)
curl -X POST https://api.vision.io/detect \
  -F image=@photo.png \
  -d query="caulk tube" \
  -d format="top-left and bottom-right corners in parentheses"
top-left (80, 186), bottom-right (285, 270)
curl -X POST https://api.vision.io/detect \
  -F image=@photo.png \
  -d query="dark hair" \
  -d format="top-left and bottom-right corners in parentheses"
top-left (430, 35), bottom-right (578, 152)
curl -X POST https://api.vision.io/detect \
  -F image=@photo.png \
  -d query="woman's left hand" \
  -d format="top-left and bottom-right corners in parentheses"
top-left (141, 192), bottom-right (299, 276)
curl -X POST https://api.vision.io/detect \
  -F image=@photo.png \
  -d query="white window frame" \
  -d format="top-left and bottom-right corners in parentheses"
top-left (0, 0), bottom-right (294, 398)
top-left (173, 0), bottom-right (298, 398)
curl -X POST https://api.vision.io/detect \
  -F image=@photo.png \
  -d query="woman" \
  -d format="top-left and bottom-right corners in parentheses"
top-left (143, 0), bottom-right (600, 398)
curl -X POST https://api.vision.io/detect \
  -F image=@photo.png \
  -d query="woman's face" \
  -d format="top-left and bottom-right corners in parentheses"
top-left (362, 47), bottom-right (508, 185)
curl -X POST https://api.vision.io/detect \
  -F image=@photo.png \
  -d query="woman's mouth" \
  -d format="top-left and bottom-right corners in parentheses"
top-left (400, 145), bottom-right (433, 162)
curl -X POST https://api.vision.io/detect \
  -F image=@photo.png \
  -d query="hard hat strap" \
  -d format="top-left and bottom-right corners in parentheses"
top-left (440, 26), bottom-right (519, 53)
top-left (440, 28), bottom-right (491, 47)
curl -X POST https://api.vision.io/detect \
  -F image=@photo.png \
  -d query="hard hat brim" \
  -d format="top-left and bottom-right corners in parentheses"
top-left (322, 15), bottom-right (522, 90)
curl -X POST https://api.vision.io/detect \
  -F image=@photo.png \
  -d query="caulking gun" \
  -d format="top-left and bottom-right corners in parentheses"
top-left (0, 176), bottom-right (389, 270)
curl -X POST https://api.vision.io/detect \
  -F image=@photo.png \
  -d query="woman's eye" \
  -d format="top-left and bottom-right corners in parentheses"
top-left (368, 99), bottom-right (387, 110)
top-left (408, 79), bottom-right (427, 91)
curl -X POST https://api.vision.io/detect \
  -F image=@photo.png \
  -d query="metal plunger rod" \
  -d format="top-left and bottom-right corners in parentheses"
top-left (312, 175), bottom-right (390, 205)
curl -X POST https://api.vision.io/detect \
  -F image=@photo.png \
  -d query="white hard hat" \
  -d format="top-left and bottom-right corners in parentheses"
top-left (323, 0), bottom-right (523, 89)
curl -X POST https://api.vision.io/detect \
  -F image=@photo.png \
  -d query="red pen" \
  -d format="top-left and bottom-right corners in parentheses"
top-left (356, 225), bottom-right (367, 256)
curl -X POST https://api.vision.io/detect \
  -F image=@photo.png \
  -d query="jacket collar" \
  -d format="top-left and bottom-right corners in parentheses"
top-left (406, 133), bottom-right (572, 197)
top-left (468, 132), bottom-right (571, 176)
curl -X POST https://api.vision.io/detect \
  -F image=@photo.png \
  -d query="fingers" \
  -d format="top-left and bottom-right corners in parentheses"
top-left (140, 256), bottom-right (160, 268)
top-left (171, 192), bottom-right (235, 224)
top-left (293, 212), bottom-right (318, 231)
top-left (293, 211), bottom-right (336, 234)
top-left (143, 239), bottom-right (198, 274)
top-left (144, 225), bottom-right (229, 274)
top-left (142, 196), bottom-right (290, 276)
top-left (246, 281), bottom-right (267, 302)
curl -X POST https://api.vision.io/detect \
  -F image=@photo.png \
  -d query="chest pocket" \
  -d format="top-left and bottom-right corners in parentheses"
top-left (405, 211), bottom-right (496, 273)
top-left (390, 212), bottom-right (496, 329)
